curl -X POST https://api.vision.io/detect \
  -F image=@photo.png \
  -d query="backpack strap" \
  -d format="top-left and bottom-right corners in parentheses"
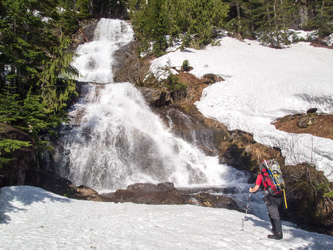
top-left (262, 173), bottom-right (281, 196)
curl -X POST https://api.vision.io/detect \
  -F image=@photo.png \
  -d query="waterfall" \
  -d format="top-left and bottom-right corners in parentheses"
top-left (51, 19), bottom-right (249, 194)
top-left (72, 18), bottom-right (134, 83)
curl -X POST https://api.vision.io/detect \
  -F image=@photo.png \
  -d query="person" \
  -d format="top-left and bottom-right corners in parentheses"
top-left (249, 161), bottom-right (284, 240)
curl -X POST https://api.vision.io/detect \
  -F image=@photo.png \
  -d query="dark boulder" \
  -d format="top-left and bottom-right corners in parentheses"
top-left (110, 182), bottom-right (189, 205)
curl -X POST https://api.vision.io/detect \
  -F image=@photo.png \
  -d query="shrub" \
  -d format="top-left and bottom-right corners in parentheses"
top-left (165, 74), bottom-right (187, 91)
top-left (182, 60), bottom-right (191, 72)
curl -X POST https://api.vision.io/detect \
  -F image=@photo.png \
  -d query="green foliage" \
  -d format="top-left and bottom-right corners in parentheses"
top-left (0, 85), bottom-right (68, 139)
top-left (0, 138), bottom-right (31, 168)
top-left (324, 190), bottom-right (333, 198)
top-left (0, 0), bottom-right (62, 92)
top-left (182, 60), bottom-right (191, 72)
top-left (76, 0), bottom-right (91, 19)
top-left (310, 0), bottom-right (333, 37)
top-left (0, 0), bottom-right (79, 159)
top-left (129, 0), bottom-right (229, 53)
top-left (165, 74), bottom-right (187, 91)
top-left (36, 35), bottom-right (78, 113)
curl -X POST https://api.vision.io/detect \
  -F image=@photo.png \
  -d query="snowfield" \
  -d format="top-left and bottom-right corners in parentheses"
top-left (150, 36), bottom-right (333, 181)
top-left (1, 22), bottom-right (333, 249)
top-left (0, 186), bottom-right (332, 249)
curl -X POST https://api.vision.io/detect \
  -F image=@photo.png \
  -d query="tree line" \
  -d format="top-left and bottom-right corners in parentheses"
top-left (0, 0), bottom-right (332, 166)
top-left (128, 0), bottom-right (332, 53)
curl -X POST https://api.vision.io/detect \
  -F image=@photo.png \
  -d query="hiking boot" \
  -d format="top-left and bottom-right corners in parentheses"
top-left (267, 233), bottom-right (283, 240)
top-left (268, 219), bottom-right (283, 240)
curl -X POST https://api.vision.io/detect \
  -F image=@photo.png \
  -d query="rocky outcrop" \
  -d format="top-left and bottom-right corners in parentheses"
top-left (0, 123), bottom-right (37, 187)
top-left (281, 164), bottom-right (333, 235)
top-left (71, 19), bottom-right (99, 49)
top-left (113, 40), bottom-right (151, 85)
top-left (24, 169), bottom-right (112, 202)
top-left (139, 87), bottom-right (171, 107)
top-left (110, 182), bottom-right (189, 205)
top-left (109, 182), bottom-right (243, 212)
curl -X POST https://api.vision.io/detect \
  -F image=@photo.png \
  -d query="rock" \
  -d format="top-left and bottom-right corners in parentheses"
top-left (113, 40), bottom-right (150, 85)
top-left (139, 87), bottom-right (171, 107)
top-left (110, 182), bottom-right (242, 212)
top-left (281, 164), bottom-right (333, 235)
top-left (202, 74), bottom-right (224, 84)
top-left (297, 117), bottom-right (309, 128)
top-left (156, 107), bottom-right (220, 155)
top-left (192, 192), bottom-right (244, 212)
top-left (219, 144), bottom-right (251, 171)
top-left (297, 116), bottom-right (317, 128)
top-left (25, 170), bottom-right (111, 201)
top-left (307, 108), bottom-right (317, 114)
top-left (111, 183), bottom-right (188, 205)
top-left (0, 123), bottom-right (37, 187)
top-left (71, 19), bottom-right (99, 49)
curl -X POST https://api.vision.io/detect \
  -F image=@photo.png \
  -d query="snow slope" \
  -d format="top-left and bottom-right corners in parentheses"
top-left (1, 186), bottom-right (332, 249)
top-left (150, 37), bottom-right (333, 181)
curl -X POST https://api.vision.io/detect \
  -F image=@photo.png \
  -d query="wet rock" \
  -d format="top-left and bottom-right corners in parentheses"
top-left (156, 107), bottom-right (220, 156)
top-left (219, 144), bottom-right (251, 171)
top-left (111, 182), bottom-right (188, 205)
top-left (25, 170), bottom-right (112, 201)
top-left (139, 87), bottom-right (171, 107)
top-left (110, 182), bottom-right (242, 212)
top-left (71, 19), bottom-right (99, 49)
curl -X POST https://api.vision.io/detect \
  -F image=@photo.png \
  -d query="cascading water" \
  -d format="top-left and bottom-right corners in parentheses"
top-left (52, 19), bottom-right (250, 197)
top-left (72, 18), bottom-right (134, 83)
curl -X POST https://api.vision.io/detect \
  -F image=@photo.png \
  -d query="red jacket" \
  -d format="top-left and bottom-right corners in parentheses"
top-left (255, 169), bottom-right (282, 195)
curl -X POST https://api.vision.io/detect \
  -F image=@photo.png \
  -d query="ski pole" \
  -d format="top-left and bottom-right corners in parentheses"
top-left (241, 192), bottom-right (252, 230)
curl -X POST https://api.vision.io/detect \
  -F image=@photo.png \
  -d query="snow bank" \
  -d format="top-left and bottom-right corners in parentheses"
top-left (150, 37), bottom-right (333, 181)
top-left (1, 186), bottom-right (332, 249)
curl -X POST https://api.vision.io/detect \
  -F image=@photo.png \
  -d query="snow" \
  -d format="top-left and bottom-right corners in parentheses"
top-left (1, 186), bottom-right (332, 249)
top-left (150, 37), bottom-right (333, 182)
top-left (1, 28), bottom-right (333, 248)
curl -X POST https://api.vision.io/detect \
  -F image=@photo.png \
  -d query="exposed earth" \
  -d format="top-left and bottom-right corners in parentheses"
top-left (273, 113), bottom-right (333, 140)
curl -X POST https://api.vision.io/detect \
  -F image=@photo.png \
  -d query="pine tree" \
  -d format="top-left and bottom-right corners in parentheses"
top-left (0, 0), bottom-right (79, 160)
top-left (311, 0), bottom-right (333, 37)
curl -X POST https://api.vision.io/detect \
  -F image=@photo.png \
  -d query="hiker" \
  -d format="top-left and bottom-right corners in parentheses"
top-left (249, 161), bottom-right (284, 240)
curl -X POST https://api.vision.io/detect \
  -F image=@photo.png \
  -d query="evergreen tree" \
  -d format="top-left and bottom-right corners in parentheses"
top-left (0, 0), bottom-right (79, 164)
top-left (129, 0), bottom-right (229, 53)
top-left (311, 0), bottom-right (333, 37)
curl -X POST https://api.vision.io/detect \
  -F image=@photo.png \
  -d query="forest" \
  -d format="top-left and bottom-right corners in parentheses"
top-left (0, 0), bottom-right (332, 166)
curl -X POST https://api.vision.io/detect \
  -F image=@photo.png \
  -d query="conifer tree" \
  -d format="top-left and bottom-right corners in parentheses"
top-left (311, 0), bottom-right (333, 37)
top-left (0, 0), bottom-right (79, 164)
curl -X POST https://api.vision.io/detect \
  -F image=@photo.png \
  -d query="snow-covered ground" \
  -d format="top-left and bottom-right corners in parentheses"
top-left (1, 26), bottom-right (333, 249)
top-left (150, 36), bottom-right (333, 182)
top-left (1, 186), bottom-right (332, 249)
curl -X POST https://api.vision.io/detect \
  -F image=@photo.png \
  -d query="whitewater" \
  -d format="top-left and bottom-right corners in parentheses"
top-left (1, 19), bottom-right (333, 249)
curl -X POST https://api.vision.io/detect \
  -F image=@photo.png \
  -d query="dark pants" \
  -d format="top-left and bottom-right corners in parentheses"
top-left (267, 195), bottom-right (283, 220)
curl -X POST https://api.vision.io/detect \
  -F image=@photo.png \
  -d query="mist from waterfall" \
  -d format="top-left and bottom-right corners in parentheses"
top-left (52, 19), bottom-right (249, 194)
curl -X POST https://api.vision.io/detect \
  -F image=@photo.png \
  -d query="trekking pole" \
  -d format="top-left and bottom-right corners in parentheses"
top-left (241, 192), bottom-right (252, 231)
